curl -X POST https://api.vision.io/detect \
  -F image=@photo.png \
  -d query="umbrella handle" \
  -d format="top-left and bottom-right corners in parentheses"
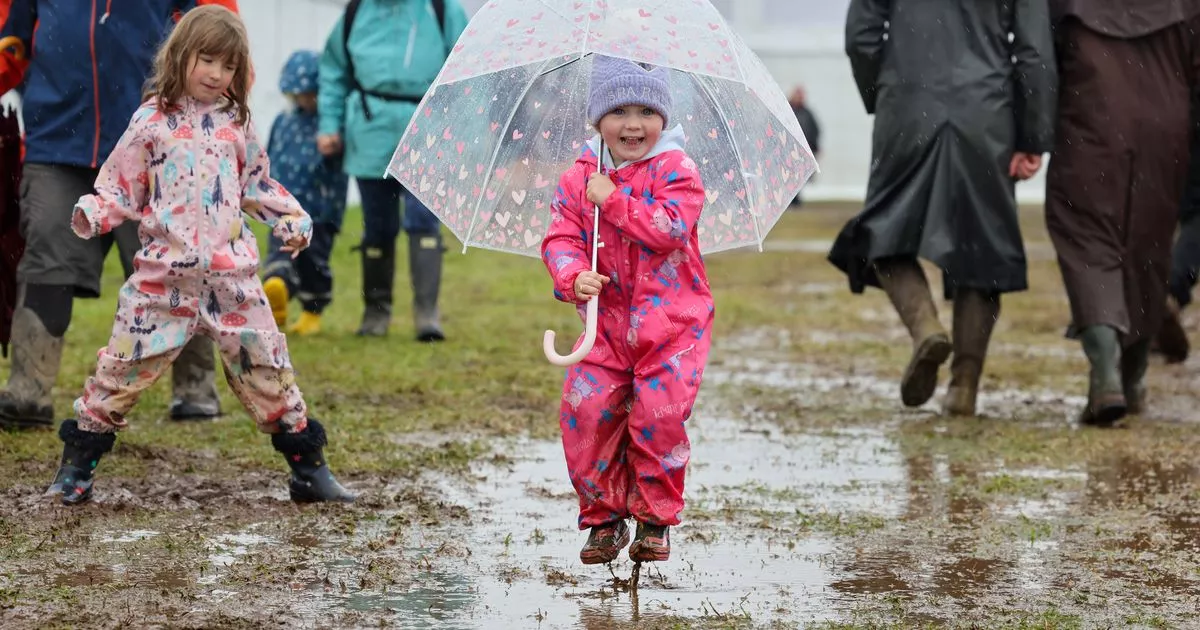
top-left (542, 297), bottom-right (598, 366)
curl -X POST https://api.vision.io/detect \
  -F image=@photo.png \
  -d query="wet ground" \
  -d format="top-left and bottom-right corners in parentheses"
top-left (4, 208), bottom-right (1200, 628)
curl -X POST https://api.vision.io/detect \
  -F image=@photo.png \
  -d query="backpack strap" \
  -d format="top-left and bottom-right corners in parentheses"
top-left (342, 0), bottom-right (447, 121)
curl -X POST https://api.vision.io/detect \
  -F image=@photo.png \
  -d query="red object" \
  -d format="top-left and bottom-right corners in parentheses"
top-left (0, 103), bottom-right (21, 357)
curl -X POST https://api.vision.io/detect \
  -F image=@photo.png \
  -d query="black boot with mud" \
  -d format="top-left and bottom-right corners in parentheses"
top-left (0, 304), bottom-right (65, 430)
top-left (46, 420), bottom-right (116, 506)
top-left (1121, 339), bottom-right (1151, 416)
top-left (271, 419), bottom-right (356, 503)
top-left (629, 522), bottom-right (670, 562)
top-left (875, 259), bottom-right (951, 407)
top-left (580, 520), bottom-right (630, 565)
top-left (409, 232), bottom-right (446, 342)
top-left (1079, 326), bottom-right (1127, 427)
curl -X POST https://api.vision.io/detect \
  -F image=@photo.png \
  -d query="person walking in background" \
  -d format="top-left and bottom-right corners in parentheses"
top-left (828, 0), bottom-right (1057, 417)
top-left (317, 0), bottom-right (469, 341)
top-left (789, 85), bottom-right (820, 208)
top-left (54, 6), bottom-right (354, 506)
top-left (262, 50), bottom-right (349, 337)
top-left (1045, 0), bottom-right (1200, 426)
top-left (1154, 91), bottom-right (1200, 364)
top-left (0, 0), bottom-right (239, 429)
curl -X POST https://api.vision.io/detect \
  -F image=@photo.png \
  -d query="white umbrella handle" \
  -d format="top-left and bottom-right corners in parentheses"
top-left (542, 297), bottom-right (598, 366)
top-left (543, 159), bottom-right (606, 367)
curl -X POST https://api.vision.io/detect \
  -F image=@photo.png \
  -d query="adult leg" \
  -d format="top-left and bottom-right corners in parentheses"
top-left (874, 257), bottom-right (951, 407)
top-left (0, 165), bottom-right (95, 429)
top-left (355, 178), bottom-right (401, 337)
top-left (402, 188), bottom-right (446, 342)
top-left (943, 289), bottom-right (1000, 417)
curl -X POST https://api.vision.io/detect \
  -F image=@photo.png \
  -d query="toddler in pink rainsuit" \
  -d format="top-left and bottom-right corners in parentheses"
top-left (45, 6), bottom-right (354, 506)
top-left (541, 55), bottom-right (713, 565)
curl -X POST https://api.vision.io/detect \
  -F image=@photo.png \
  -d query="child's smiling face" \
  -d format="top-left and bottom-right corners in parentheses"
top-left (598, 105), bottom-right (664, 163)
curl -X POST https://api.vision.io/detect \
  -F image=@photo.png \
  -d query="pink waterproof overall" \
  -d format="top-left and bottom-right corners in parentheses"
top-left (542, 141), bottom-right (713, 528)
top-left (71, 98), bottom-right (313, 434)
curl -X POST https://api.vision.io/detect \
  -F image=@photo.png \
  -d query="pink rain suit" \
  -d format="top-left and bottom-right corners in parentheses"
top-left (541, 127), bottom-right (714, 528)
top-left (70, 98), bottom-right (313, 434)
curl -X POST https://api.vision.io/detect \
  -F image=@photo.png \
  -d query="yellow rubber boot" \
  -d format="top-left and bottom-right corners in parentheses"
top-left (287, 312), bottom-right (322, 337)
top-left (263, 277), bottom-right (290, 328)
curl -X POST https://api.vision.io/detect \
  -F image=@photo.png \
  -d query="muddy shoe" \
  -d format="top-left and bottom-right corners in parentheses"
top-left (628, 522), bottom-right (670, 563)
top-left (901, 333), bottom-right (952, 408)
top-left (46, 419), bottom-right (116, 506)
top-left (580, 520), bottom-right (630, 565)
top-left (271, 419), bottom-right (356, 503)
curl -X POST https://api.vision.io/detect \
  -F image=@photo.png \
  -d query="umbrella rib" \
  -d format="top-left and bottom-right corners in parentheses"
top-left (461, 57), bottom-right (556, 254)
top-left (689, 73), bottom-right (764, 251)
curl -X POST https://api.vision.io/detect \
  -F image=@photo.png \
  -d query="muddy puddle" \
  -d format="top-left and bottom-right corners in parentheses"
top-left (9, 339), bottom-right (1200, 628)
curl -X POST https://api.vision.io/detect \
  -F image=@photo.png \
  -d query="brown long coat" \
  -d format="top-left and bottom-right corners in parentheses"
top-left (1045, 1), bottom-right (1200, 343)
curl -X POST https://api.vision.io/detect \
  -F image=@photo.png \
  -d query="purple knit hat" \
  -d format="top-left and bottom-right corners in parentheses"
top-left (587, 55), bottom-right (672, 127)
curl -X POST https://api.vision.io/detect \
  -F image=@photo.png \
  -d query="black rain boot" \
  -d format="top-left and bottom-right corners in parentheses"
top-left (46, 419), bottom-right (116, 506)
top-left (1121, 338), bottom-right (1151, 416)
top-left (0, 295), bottom-right (65, 430)
top-left (168, 335), bottom-right (222, 421)
top-left (409, 232), bottom-right (446, 342)
top-left (1079, 325), bottom-right (1127, 427)
top-left (356, 242), bottom-right (395, 337)
top-left (271, 419), bottom-right (356, 503)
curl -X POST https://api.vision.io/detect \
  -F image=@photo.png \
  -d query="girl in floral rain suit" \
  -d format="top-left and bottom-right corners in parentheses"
top-left (46, 6), bottom-right (354, 506)
top-left (541, 55), bottom-right (713, 565)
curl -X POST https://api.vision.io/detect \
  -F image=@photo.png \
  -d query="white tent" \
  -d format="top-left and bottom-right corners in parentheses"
top-left (3, 0), bottom-right (1048, 204)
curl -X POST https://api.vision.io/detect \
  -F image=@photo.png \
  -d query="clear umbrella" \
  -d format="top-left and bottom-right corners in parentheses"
top-left (387, 0), bottom-right (818, 364)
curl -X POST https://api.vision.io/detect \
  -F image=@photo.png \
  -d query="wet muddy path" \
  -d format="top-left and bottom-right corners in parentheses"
top-left (4, 209), bottom-right (1200, 628)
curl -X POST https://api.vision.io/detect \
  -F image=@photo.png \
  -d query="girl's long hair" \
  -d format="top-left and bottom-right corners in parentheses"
top-left (143, 5), bottom-right (252, 125)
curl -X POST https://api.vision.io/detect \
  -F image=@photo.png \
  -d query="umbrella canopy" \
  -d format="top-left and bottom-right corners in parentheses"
top-left (386, 0), bottom-right (818, 257)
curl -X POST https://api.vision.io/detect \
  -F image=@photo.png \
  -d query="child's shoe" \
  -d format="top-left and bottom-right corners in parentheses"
top-left (629, 522), bottom-right (670, 562)
top-left (287, 311), bottom-right (322, 336)
top-left (46, 419), bottom-right (117, 506)
top-left (270, 418), bottom-right (356, 503)
top-left (579, 520), bottom-right (630, 565)
top-left (263, 276), bottom-right (290, 328)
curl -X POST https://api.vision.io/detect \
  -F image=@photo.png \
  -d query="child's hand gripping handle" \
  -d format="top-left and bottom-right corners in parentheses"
top-left (543, 296), bottom-right (599, 366)
top-left (544, 166), bottom-right (606, 367)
